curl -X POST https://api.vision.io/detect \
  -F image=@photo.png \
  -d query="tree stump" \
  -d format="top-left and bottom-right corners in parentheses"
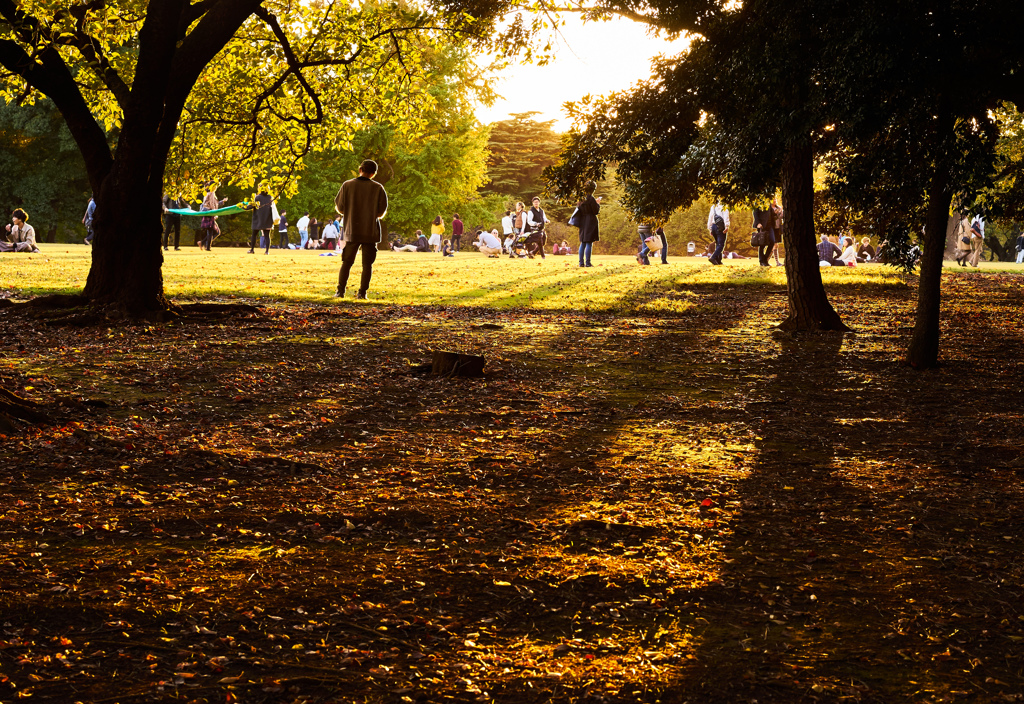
top-left (431, 351), bottom-right (485, 378)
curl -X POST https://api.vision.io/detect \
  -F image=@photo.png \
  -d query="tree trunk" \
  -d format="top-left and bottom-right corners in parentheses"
top-left (905, 166), bottom-right (953, 369)
top-left (82, 166), bottom-right (169, 318)
top-left (778, 140), bottom-right (850, 332)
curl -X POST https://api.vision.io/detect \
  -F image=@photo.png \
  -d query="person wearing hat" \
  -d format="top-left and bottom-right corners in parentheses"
top-left (1, 209), bottom-right (40, 253)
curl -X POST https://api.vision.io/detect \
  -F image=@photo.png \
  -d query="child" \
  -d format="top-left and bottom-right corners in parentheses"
top-left (441, 239), bottom-right (454, 257)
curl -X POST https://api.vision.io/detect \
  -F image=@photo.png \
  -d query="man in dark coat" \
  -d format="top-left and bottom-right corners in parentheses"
top-left (334, 159), bottom-right (389, 299)
top-left (162, 194), bottom-right (184, 250)
top-left (248, 186), bottom-right (274, 254)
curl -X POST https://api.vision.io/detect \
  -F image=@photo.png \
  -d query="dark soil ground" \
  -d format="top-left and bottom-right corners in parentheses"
top-left (1, 272), bottom-right (1023, 704)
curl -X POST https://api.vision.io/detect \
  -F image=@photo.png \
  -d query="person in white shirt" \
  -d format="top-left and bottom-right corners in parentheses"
top-left (322, 218), bottom-right (340, 250)
top-left (525, 197), bottom-right (550, 234)
top-left (296, 212), bottom-right (310, 249)
top-left (706, 202), bottom-right (730, 265)
top-left (474, 229), bottom-right (503, 257)
top-left (838, 237), bottom-right (858, 266)
top-left (501, 210), bottom-right (513, 237)
top-left (503, 233), bottom-right (516, 254)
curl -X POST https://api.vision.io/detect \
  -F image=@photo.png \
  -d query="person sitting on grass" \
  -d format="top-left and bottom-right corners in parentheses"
top-left (474, 229), bottom-right (503, 257)
top-left (392, 230), bottom-right (430, 252)
top-left (553, 240), bottom-right (571, 255)
top-left (503, 233), bottom-right (516, 254)
top-left (839, 237), bottom-right (859, 267)
top-left (817, 234), bottom-right (844, 267)
top-left (441, 238), bottom-right (454, 257)
top-left (1, 209), bottom-right (40, 253)
top-left (857, 236), bottom-right (876, 261)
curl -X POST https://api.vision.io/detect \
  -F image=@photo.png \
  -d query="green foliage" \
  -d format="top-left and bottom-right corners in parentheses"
top-left (484, 112), bottom-right (563, 201)
top-left (278, 44), bottom-right (498, 240)
top-left (0, 99), bottom-right (90, 242)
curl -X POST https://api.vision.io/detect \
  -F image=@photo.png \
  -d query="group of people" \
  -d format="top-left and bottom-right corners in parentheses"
top-left (817, 235), bottom-right (877, 267)
top-left (706, 199), bottom-right (785, 266)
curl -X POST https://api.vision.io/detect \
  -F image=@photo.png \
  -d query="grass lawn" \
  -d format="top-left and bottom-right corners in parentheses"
top-left (1, 248), bottom-right (1024, 703)
top-left (4, 243), bottom-right (1003, 313)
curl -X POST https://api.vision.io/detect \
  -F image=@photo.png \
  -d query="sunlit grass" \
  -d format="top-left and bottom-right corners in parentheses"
top-left (2, 244), bottom-right (1018, 314)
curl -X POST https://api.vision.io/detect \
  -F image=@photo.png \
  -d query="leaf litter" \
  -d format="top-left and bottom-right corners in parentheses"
top-left (0, 271), bottom-right (1022, 703)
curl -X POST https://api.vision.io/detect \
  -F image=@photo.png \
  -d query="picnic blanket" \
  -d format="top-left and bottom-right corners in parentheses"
top-left (167, 202), bottom-right (253, 217)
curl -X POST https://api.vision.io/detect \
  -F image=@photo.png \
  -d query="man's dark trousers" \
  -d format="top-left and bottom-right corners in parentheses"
top-left (338, 242), bottom-right (378, 295)
top-left (710, 223), bottom-right (726, 264)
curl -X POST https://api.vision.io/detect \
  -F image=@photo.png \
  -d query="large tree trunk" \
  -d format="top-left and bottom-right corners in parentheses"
top-left (778, 140), bottom-right (850, 332)
top-left (905, 166), bottom-right (953, 369)
top-left (82, 164), bottom-right (169, 318)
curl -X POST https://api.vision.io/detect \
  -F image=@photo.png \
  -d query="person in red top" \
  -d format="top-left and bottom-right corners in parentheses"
top-left (451, 213), bottom-right (464, 253)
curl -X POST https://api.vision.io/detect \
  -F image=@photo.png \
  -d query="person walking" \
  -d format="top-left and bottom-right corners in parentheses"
top-left (576, 181), bottom-right (601, 268)
top-left (525, 197), bottom-right (550, 258)
top-left (769, 197), bottom-right (784, 265)
top-left (248, 186), bottom-right (274, 254)
top-left (451, 213), bottom-right (464, 252)
top-left (162, 193), bottom-right (183, 250)
top-left (706, 201), bottom-right (729, 265)
top-left (752, 205), bottom-right (775, 266)
top-left (655, 226), bottom-right (668, 264)
top-left (82, 195), bottom-right (96, 244)
top-left (296, 212), bottom-right (310, 249)
top-left (200, 182), bottom-right (227, 251)
top-left (429, 216), bottom-right (444, 252)
top-left (334, 159), bottom-right (389, 299)
top-left (967, 217), bottom-right (985, 267)
top-left (277, 211), bottom-right (289, 249)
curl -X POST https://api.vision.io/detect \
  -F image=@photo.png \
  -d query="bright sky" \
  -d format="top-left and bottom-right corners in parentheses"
top-left (475, 14), bottom-right (692, 132)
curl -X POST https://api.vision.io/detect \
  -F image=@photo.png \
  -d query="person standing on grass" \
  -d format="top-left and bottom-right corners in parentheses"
top-left (248, 185), bottom-right (274, 254)
top-left (296, 211), bottom-right (310, 249)
top-left (769, 197), bottom-right (784, 265)
top-left (200, 181), bottom-right (227, 251)
top-left (429, 216), bottom-right (444, 252)
top-left (334, 159), bottom-right (389, 299)
top-left (277, 210), bottom-right (289, 249)
top-left (501, 210), bottom-right (513, 240)
top-left (752, 205), bottom-right (774, 267)
top-left (451, 213), bottom-right (464, 252)
top-left (1015, 230), bottom-right (1024, 264)
top-left (706, 201), bottom-right (729, 265)
top-left (576, 181), bottom-right (601, 268)
top-left (162, 193), bottom-right (183, 251)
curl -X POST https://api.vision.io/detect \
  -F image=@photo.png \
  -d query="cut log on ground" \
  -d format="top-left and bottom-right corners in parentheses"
top-left (431, 351), bottom-right (485, 378)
